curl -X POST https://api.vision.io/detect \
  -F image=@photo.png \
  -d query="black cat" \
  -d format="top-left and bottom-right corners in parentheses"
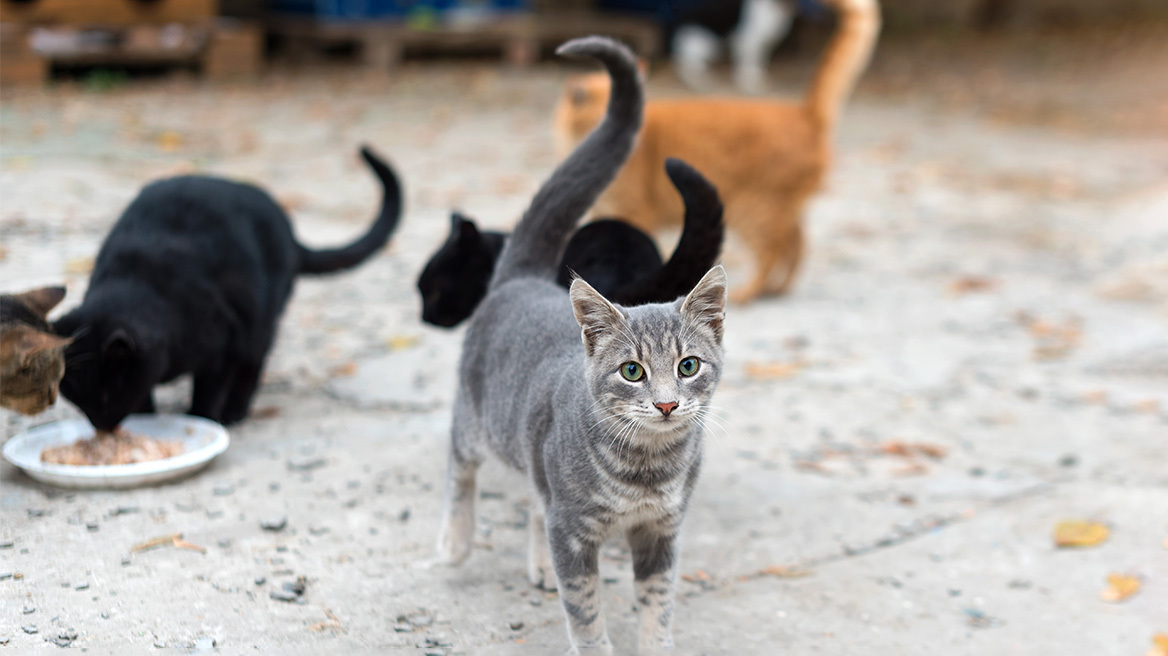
top-left (55, 146), bottom-right (402, 430)
top-left (418, 158), bottom-right (724, 328)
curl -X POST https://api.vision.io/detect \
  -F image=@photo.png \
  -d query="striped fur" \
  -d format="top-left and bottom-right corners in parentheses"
top-left (436, 36), bottom-right (728, 655)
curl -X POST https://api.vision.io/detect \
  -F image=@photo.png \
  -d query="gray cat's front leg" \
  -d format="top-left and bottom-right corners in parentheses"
top-left (436, 450), bottom-right (478, 565)
top-left (628, 524), bottom-right (679, 653)
top-left (548, 517), bottom-right (611, 654)
top-left (527, 508), bottom-right (557, 591)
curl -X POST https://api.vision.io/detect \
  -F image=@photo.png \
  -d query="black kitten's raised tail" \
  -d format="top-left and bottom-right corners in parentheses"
top-left (297, 145), bottom-right (404, 275)
top-left (610, 158), bottom-right (724, 305)
top-left (490, 36), bottom-right (643, 289)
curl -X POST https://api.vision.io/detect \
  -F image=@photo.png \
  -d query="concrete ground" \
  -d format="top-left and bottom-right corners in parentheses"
top-left (2, 27), bottom-right (1167, 654)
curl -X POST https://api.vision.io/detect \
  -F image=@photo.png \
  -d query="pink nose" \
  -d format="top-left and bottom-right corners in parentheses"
top-left (654, 401), bottom-right (678, 416)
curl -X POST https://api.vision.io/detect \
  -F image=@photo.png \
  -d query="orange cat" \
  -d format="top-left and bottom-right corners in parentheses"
top-left (554, 0), bottom-right (880, 303)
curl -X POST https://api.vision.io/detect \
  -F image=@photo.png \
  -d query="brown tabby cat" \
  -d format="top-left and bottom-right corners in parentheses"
top-left (554, 0), bottom-right (881, 303)
top-left (1, 286), bottom-right (72, 416)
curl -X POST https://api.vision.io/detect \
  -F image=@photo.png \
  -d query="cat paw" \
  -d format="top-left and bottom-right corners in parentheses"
top-left (571, 639), bottom-right (614, 655)
top-left (528, 561), bottom-right (558, 592)
top-left (436, 528), bottom-right (472, 566)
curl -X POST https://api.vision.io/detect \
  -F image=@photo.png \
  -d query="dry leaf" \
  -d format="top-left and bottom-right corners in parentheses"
top-left (278, 193), bottom-right (309, 212)
top-left (876, 441), bottom-right (946, 460)
top-left (386, 335), bottom-right (421, 351)
top-left (1134, 399), bottom-right (1160, 414)
top-left (891, 462), bottom-right (929, 477)
top-left (758, 565), bottom-right (812, 578)
top-left (681, 570), bottom-right (712, 583)
top-left (1148, 634), bottom-right (1168, 656)
top-left (172, 536), bottom-right (206, 554)
top-left (156, 131), bottom-right (183, 153)
top-left (131, 533), bottom-right (182, 552)
top-left (309, 607), bottom-right (344, 633)
top-left (65, 257), bottom-right (94, 275)
top-left (878, 441), bottom-right (912, 457)
top-left (948, 276), bottom-right (997, 295)
top-left (492, 174), bottom-right (528, 195)
top-left (1022, 316), bottom-right (1082, 361)
top-left (1100, 573), bottom-right (1140, 602)
top-left (914, 444), bottom-right (948, 460)
top-left (794, 460), bottom-right (831, 475)
top-left (330, 362), bottom-right (358, 378)
top-left (1081, 390), bottom-right (1108, 405)
top-left (1053, 520), bottom-right (1109, 548)
top-left (251, 406), bottom-right (280, 420)
top-left (746, 361), bottom-right (803, 380)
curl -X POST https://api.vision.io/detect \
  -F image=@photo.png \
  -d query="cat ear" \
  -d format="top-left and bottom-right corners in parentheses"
top-left (22, 331), bottom-right (72, 359)
top-left (451, 213), bottom-right (480, 243)
top-left (678, 266), bottom-right (727, 343)
top-left (16, 286), bottom-right (67, 318)
top-left (3, 326), bottom-right (71, 367)
top-left (102, 329), bottom-right (136, 359)
top-left (570, 277), bottom-right (627, 356)
top-left (30, 332), bottom-right (72, 354)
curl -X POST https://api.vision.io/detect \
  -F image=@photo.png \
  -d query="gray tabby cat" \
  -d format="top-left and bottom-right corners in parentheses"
top-left (437, 35), bottom-right (727, 654)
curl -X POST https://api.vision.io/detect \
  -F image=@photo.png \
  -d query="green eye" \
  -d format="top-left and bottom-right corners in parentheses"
top-left (620, 362), bottom-right (644, 382)
top-left (678, 357), bottom-right (700, 377)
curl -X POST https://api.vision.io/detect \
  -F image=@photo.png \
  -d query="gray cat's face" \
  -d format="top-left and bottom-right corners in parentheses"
top-left (572, 266), bottom-right (726, 441)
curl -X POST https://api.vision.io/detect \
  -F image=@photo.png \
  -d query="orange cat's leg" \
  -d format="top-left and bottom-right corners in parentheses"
top-left (729, 217), bottom-right (782, 305)
top-left (730, 204), bottom-right (805, 303)
top-left (770, 222), bottom-right (806, 296)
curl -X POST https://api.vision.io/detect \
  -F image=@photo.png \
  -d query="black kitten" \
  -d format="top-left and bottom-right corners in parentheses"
top-left (54, 146), bottom-right (402, 430)
top-left (418, 158), bottom-right (723, 328)
top-left (418, 216), bottom-right (657, 328)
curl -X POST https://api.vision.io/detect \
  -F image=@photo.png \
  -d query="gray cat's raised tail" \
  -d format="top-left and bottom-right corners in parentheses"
top-left (490, 36), bottom-right (643, 289)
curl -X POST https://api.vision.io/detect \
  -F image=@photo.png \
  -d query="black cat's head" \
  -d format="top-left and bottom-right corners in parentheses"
top-left (54, 312), bottom-right (166, 431)
top-left (417, 212), bottom-right (504, 328)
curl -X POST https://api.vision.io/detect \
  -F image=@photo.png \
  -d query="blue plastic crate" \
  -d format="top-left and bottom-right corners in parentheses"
top-left (271, 0), bottom-right (527, 20)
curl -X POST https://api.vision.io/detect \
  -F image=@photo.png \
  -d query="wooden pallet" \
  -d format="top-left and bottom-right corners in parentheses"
top-left (0, 0), bottom-right (261, 85)
top-left (268, 9), bottom-right (661, 70)
top-left (0, 0), bottom-right (217, 25)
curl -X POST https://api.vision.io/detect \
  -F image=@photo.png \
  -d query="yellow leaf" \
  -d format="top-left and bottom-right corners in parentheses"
top-left (1053, 520), bottom-right (1109, 548)
top-left (65, 257), bottom-right (94, 275)
top-left (386, 335), bottom-right (421, 351)
top-left (5, 155), bottom-right (33, 171)
top-left (157, 131), bottom-right (183, 153)
top-left (1147, 634), bottom-right (1168, 656)
top-left (1100, 573), bottom-right (1140, 602)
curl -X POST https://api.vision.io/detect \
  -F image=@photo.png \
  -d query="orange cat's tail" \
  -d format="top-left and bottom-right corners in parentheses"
top-left (804, 0), bottom-right (881, 134)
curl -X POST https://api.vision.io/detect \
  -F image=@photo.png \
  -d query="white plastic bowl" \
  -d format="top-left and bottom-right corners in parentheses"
top-left (2, 414), bottom-right (229, 489)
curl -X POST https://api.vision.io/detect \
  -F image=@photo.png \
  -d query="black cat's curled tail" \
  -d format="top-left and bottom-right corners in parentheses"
top-left (611, 159), bottom-right (724, 305)
top-left (297, 145), bottom-right (403, 275)
top-left (491, 36), bottom-right (643, 289)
